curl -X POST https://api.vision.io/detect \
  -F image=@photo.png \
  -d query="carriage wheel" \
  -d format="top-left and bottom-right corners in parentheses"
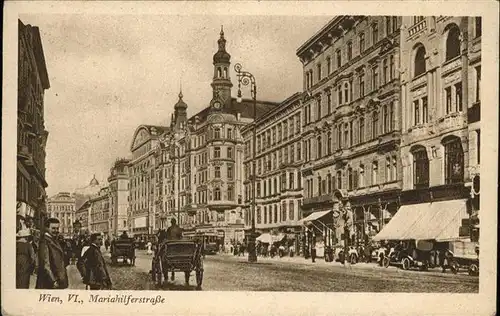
top-left (468, 264), bottom-right (479, 276)
top-left (383, 257), bottom-right (390, 268)
top-left (402, 257), bottom-right (410, 270)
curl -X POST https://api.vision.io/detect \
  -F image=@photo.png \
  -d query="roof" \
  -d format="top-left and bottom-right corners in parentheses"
top-left (187, 97), bottom-right (279, 125)
top-left (19, 20), bottom-right (50, 89)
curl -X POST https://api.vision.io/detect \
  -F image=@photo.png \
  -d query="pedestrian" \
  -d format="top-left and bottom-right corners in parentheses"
top-left (36, 218), bottom-right (69, 289)
top-left (104, 238), bottom-right (110, 251)
top-left (166, 218), bottom-right (183, 240)
top-left (16, 228), bottom-right (36, 288)
top-left (147, 240), bottom-right (153, 255)
top-left (78, 233), bottom-right (112, 290)
top-left (311, 243), bottom-right (316, 263)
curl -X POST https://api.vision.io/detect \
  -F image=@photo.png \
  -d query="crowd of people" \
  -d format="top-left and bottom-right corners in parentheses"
top-left (16, 217), bottom-right (112, 290)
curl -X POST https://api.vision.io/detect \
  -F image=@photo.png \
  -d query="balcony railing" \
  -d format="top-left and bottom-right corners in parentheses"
top-left (408, 19), bottom-right (427, 37)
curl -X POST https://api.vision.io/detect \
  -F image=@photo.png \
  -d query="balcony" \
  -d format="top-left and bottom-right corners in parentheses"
top-left (437, 112), bottom-right (467, 133)
top-left (302, 194), bottom-right (333, 207)
top-left (406, 124), bottom-right (434, 143)
top-left (408, 20), bottom-right (427, 38)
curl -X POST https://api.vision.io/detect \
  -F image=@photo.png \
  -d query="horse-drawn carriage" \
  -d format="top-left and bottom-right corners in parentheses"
top-left (110, 238), bottom-right (136, 266)
top-left (151, 240), bottom-right (204, 289)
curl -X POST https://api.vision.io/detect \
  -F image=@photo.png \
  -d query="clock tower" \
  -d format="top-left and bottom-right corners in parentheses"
top-left (211, 26), bottom-right (233, 111)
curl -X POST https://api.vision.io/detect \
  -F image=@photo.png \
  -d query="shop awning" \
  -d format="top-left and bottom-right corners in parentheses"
top-left (256, 233), bottom-right (272, 243)
top-left (300, 210), bottom-right (332, 225)
top-left (373, 199), bottom-right (468, 241)
top-left (272, 233), bottom-right (286, 242)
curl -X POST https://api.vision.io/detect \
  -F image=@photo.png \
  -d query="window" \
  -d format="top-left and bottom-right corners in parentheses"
top-left (318, 176), bottom-right (322, 195)
top-left (227, 147), bottom-right (233, 159)
top-left (476, 130), bottom-right (481, 164)
top-left (372, 161), bottom-right (378, 185)
top-left (414, 46), bottom-right (426, 77)
top-left (317, 97), bottom-right (322, 119)
top-left (214, 147), bottom-right (221, 158)
top-left (214, 188), bottom-right (221, 201)
top-left (359, 164), bottom-right (365, 187)
top-left (446, 26), bottom-right (461, 61)
top-left (348, 167), bottom-right (353, 190)
top-left (392, 156), bottom-right (397, 182)
top-left (215, 166), bottom-right (221, 178)
top-left (274, 205), bottom-right (278, 223)
top-left (386, 16), bottom-right (391, 35)
top-left (338, 85), bottom-right (343, 105)
top-left (227, 128), bottom-right (233, 139)
top-left (327, 131), bottom-right (332, 154)
top-left (228, 186), bottom-right (234, 201)
top-left (214, 128), bottom-right (221, 139)
top-left (347, 42), bottom-right (353, 61)
top-left (392, 17), bottom-right (398, 33)
top-left (349, 121), bottom-right (353, 147)
top-left (455, 82), bottom-right (463, 112)
top-left (297, 142), bottom-right (301, 160)
top-left (412, 146), bottom-right (429, 188)
top-left (383, 104), bottom-right (389, 133)
top-left (289, 172), bottom-right (294, 190)
top-left (264, 206), bottom-right (267, 224)
top-left (359, 73), bottom-right (365, 98)
top-left (372, 23), bottom-right (379, 44)
top-left (326, 57), bottom-right (331, 74)
top-left (282, 201), bottom-right (287, 221)
top-left (389, 55), bottom-right (395, 80)
top-left (317, 136), bottom-right (322, 158)
top-left (359, 117), bottom-right (365, 143)
top-left (336, 170), bottom-right (342, 190)
top-left (336, 49), bottom-right (342, 68)
top-left (445, 87), bottom-right (452, 114)
top-left (383, 59), bottom-right (388, 84)
top-left (359, 33), bottom-right (365, 53)
top-left (444, 137), bottom-right (464, 184)
top-left (256, 207), bottom-right (261, 224)
top-left (385, 157), bottom-right (391, 181)
top-left (475, 17), bottom-right (482, 38)
top-left (327, 92), bottom-right (332, 114)
top-left (317, 63), bottom-right (322, 81)
top-left (228, 165), bottom-right (234, 180)
top-left (475, 66), bottom-right (481, 102)
top-left (343, 82), bottom-right (350, 104)
top-left (372, 111), bottom-right (379, 139)
top-left (372, 66), bottom-right (379, 90)
top-left (422, 97), bottom-right (428, 124)
top-left (414, 99), bottom-right (420, 125)
top-left (326, 173), bottom-right (332, 193)
top-left (337, 125), bottom-right (342, 149)
top-left (290, 144), bottom-right (295, 163)
top-left (344, 123), bottom-right (349, 148)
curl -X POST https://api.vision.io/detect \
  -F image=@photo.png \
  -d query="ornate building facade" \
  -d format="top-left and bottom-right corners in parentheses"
top-left (296, 16), bottom-right (402, 252)
top-left (127, 28), bottom-right (278, 243)
top-left (46, 192), bottom-right (76, 237)
top-left (17, 20), bottom-right (50, 231)
top-left (108, 158), bottom-right (131, 236)
top-left (397, 16), bottom-right (481, 242)
top-left (89, 187), bottom-right (110, 237)
top-left (241, 92), bottom-right (304, 250)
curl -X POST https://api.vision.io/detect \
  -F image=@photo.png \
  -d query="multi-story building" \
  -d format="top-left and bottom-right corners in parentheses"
top-left (241, 92), bottom-right (304, 251)
top-left (73, 175), bottom-right (103, 210)
top-left (296, 16), bottom-right (402, 253)
top-left (380, 16), bottom-right (482, 243)
top-left (17, 20), bottom-right (50, 231)
top-left (46, 192), bottom-right (76, 236)
top-left (89, 187), bottom-right (110, 237)
top-left (128, 28), bottom-right (278, 244)
top-left (75, 200), bottom-right (91, 233)
top-left (108, 158), bottom-right (130, 237)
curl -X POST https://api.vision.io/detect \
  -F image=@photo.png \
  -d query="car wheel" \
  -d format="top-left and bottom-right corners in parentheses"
top-left (468, 264), bottom-right (479, 276)
top-left (383, 257), bottom-right (390, 268)
top-left (402, 257), bottom-right (410, 270)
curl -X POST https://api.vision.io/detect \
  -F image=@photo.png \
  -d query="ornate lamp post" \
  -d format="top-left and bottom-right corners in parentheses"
top-left (234, 62), bottom-right (258, 263)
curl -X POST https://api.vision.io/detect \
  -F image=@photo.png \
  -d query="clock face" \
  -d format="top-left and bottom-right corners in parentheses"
top-left (213, 101), bottom-right (222, 109)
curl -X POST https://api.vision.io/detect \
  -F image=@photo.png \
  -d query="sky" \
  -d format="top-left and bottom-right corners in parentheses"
top-left (20, 14), bottom-right (332, 196)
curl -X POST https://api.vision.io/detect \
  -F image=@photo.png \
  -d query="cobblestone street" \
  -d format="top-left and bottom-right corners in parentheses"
top-left (32, 249), bottom-right (478, 292)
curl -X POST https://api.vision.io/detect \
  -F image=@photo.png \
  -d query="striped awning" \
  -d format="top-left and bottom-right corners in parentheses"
top-left (373, 199), bottom-right (468, 241)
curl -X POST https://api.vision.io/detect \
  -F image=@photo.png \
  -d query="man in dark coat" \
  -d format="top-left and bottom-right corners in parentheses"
top-left (78, 233), bottom-right (112, 290)
top-left (36, 218), bottom-right (69, 289)
top-left (166, 218), bottom-right (183, 240)
top-left (16, 228), bottom-right (36, 288)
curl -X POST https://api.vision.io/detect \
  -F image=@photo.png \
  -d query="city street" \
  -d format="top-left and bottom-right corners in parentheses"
top-left (36, 250), bottom-right (478, 292)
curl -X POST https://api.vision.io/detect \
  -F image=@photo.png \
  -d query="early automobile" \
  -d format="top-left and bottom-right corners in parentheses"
top-left (151, 240), bottom-right (204, 289)
top-left (110, 237), bottom-right (136, 266)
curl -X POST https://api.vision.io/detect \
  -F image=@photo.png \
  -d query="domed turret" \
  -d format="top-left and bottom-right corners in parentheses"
top-left (213, 26), bottom-right (231, 64)
top-left (174, 90), bottom-right (187, 109)
top-left (89, 174), bottom-right (99, 186)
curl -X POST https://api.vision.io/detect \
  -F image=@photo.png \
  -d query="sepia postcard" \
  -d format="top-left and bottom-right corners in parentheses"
top-left (2, 1), bottom-right (498, 316)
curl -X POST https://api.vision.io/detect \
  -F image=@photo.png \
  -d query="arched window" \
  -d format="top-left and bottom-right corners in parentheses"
top-left (446, 26), bottom-right (461, 61)
top-left (359, 117), bottom-right (365, 143)
top-left (347, 41), bottom-right (353, 61)
top-left (411, 146), bottom-right (429, 189)
top-left (327, 131), bottom-right (332, 154)
top-left (347, 167), bottom-right (353, 190)
top-left (443, 137), bottom-right (464, 184)
top-left (343, 82), bottom-right (350, 103)
top-left (223, 67), bottom-right (228, 78)
top-left (414, 45), bottom-right (426, 77)
top-left (217, 67), bottom-right (222, 78)
top-left (317, 136), bottom-right (322, 158)
top-left (359, 164), bottom-right (365, 187)
top-left (372, 111), bottom-right (379, 139)
top-left (336, 170), bottom-right (342, 190)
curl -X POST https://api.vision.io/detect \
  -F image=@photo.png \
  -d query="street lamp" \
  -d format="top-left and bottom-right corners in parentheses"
top-left (234, 62), bottom-right (258, 263)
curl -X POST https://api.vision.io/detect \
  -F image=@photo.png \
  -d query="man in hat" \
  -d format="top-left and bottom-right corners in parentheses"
top-left (78, 233), bottom-right (112, 290)
top-left (36, 218), bottom-right (69, 289)
top-left (16, 228), bottom-right (36, 288)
